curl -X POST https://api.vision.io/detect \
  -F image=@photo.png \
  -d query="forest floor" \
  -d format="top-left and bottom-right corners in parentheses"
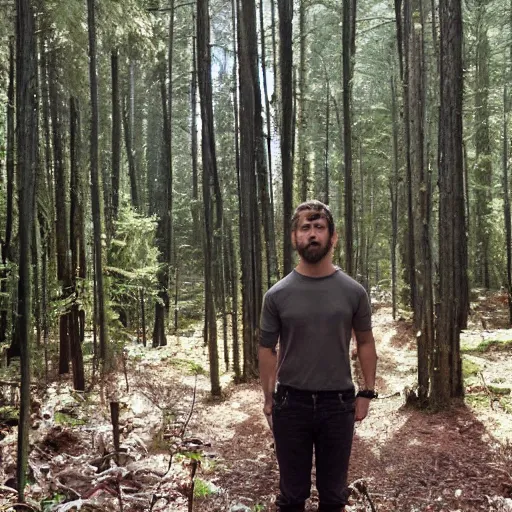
top-left (1, 293), bottom-right (512, 511)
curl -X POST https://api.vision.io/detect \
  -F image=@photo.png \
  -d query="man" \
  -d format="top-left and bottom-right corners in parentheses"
top-left (259, 200), bottom-right (378, 512)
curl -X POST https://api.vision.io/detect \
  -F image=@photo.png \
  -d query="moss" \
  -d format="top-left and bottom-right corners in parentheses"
top-left (488, 385), bottom-right (511, 396)
top-left (466, 393), bottom-right (489, 409)
top-left (462, 339), bottom-right (512, 354)
top-left (462, 358), bottom-right (481, 378)
top-left (193, 478), bottom-right (219, 498)
top-left (54, 412), bottom-right (86, 427)
top-left (0, 406), bottom-right (18, 423)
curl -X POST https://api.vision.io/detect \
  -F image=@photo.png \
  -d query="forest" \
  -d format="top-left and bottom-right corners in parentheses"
top-left (0, 0), bottom-right (512, 510)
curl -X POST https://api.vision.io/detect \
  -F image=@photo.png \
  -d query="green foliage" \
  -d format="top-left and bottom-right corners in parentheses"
top-left (193, 478), bottom-right (219, 498)
top-left (107, 205), bottom-right (160, 339)
top-left (54, 412), bottom-right (86, 427)
top-left (462, 358), bottom-right (481, 378)
top-left (462, 339), bottom-right (512, 353)
top-left (40, 492), bottom-right (67, 511)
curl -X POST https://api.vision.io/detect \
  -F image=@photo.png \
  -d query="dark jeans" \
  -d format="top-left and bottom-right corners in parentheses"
top-left (272, 385), bottom-right (356, 512)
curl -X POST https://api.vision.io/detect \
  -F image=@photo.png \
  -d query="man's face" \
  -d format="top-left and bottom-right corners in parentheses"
top-left (292, 211), bottom-right (335, 264)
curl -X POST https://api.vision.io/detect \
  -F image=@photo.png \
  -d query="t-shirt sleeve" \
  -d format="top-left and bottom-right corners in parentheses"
top-left (259, 291), bottom-right (280, 349)
top-left (352, 289), bottom-right (372, 331)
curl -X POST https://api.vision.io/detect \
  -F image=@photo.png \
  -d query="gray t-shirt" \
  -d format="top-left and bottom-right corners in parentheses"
top-left (260, 268), bottom-right (372, 391)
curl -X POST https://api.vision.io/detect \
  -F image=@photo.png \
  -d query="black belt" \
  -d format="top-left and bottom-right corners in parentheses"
top-left (277, 384), bottom-right (355, 401)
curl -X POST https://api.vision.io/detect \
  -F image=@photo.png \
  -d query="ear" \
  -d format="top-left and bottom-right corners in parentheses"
top-left (291, 230), bottom-right (297, 249)
top-left (331, 231), bottom-right (338, 248)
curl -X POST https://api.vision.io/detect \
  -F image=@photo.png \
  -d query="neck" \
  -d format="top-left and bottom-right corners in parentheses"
top-left (295, 258), bottom-right (336, 278)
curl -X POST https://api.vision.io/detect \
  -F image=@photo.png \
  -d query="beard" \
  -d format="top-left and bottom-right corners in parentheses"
top-left (297, 238), bottom-right (332, 264)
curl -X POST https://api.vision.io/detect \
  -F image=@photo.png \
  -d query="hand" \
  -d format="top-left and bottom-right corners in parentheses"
top-left (263, 399), bottom-right (273, 430)
top-left (355, 397), bottom-right (370, 422)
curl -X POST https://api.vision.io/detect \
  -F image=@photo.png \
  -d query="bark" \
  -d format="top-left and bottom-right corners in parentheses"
top-left (69, 97), bottom-right (85, 391)
top-left (409, 0), bottom-right (433, 406)
top-left (15, 0), bottom-right (37, 499)
top-left (167, 2), bottom-right (175, 269)
top-left (123, 94), bottom-right (140, 209)
top-left (238, 0), bottom-right (265, 378)
top-left (228, 222), bottom-right (240, 380)
top-left (298, 0), bottom-right (308, 202)
top-left (111, 50), bottom-right (121, 224)
top-left (473, 2), bottom-right (492, 289)
top-left (259, 0), bottom-right (279, 286)
top-left (197, 0), bottom-right (221, 396)
top-left (278, 0), bottom-right (294, 275)
top-left (402, 0), bottom-right (417, 315)
top-left (48, 50), bottom-right (71, 376)
top-left (503, 83), bottom-right (512, 325)
top-left (433, 0), bottom-right (466, 407)
top-left (87, 0), bottom-right (108, 362)
top-left (343, 0), bottom-right (355, 276)
top-left (390, 73), bottom-right (399, 321)
top-left (323, 79), bottom-right (330, 205)
top-left (0, 39), bottom-right (15, 344)
top-left (153, 70), bottom-right (171, 348)
top-left (191, 24), bottom-right (200, 244)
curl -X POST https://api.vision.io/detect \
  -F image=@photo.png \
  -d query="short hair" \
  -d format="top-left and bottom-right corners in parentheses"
top-left (291, 200), bottom-right (335, 236)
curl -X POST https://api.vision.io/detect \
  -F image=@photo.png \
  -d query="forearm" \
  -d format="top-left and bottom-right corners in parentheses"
top-left (356, 332), bottom-right (377, 389)
top-left (258, 346), bottom-right (277, 401)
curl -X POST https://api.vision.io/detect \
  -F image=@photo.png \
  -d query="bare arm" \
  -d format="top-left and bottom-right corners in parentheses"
top-left (354, 329), bottom-right (378, 421)
top-left (259, 346), bottom-right (277, 415)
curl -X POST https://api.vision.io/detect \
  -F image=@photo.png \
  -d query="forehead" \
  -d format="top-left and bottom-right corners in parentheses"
top-left (297, 210), bottom-right (328, 226)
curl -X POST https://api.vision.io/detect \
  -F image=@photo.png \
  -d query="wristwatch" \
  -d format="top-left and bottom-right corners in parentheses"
top-left (356, 389), bottom-right (378, 399)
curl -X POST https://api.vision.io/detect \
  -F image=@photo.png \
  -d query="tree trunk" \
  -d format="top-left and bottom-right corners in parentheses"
top-left (87, 0), bottom-right (108, 362)
top-left (298, 0), bottom-right (308, 202)
top-left (323, 79), bottom-right (330, 205)
top-left (15, 0), bottom-right (37, 499)
top-left (433, 0), bottom-right (466, 407)
top-left (123, 93), bottom-right (140, 209)
top-left (191, 24), bottom-right (200, 245)
top-left (197, 0), bottom-right (221, 396)
top-left (409, 0), bottom-right (433, 406)
top-left (69, 96), bottom-right (85, 391)
top-left (390, 73), bottom-right (399, 321)
top-left (473, 1), bottom-right (492, 290)
top-left (48, 50), bottom-right (71, 376)
top-left (0, 39), bottom-right (15, 345)
top-left (503, 83), bottom-right (512, 325)
top-left (259, 0), bottom-right (279, 286)
top-left (167, 1), bottom-right (175, 270)
top-left (343, 0), bottom-right (355, 276)
top-left (153, 70), bottom-right (171, 348)
top-left (278, 0), bottom-right (294, 275)
top-left (111, 50), bottom-right (121, 225)
top-left (397, 1), bottom-right (417, 314)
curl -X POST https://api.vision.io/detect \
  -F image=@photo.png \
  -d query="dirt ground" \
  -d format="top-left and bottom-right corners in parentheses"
top-left (1, 296), bottom-right (512, 511)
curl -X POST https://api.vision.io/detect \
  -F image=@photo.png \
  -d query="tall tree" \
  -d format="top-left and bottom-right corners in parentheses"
top-left (433, 0), bottom-right (467, 407)
top-left (342, 0), bottom-right (356, 276)
top-left (69, 96), bottom-right (85, 391)
top-left (279, 0), bottom-right (294, 275)
top-left (396, 0), bottom-right (417, 312)
top-left (0, 39), bottom-right (15, 345)
top-left (298, 0), bottom-right (308, 202)
top-left (197, 0), bottom-right (221, 396)
top-left (15, 0), bottom-right (37, 499)
top-left (111, 49), bottom-right (121, 225)
top-left (473, 0), bottom-right (492, 289)
top-left (408, 0), bottom-right (433, 405)
top-left (87, 0), bottom-right (108, 362)
top-left (238, 0), bottom-right (265, 377)
top-left (48, 50), bottom-right (72, 376)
